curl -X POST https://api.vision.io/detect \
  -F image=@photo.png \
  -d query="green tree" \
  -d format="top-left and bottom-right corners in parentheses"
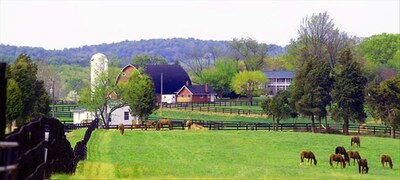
top-left (78, 67), bottom-right (126, 128)
top-left (200, 58), bottom-right (238, 97)
top-left (230, 37), bottom-right (268, 71)
top-left (359, 33), bottom-right (400, 67)
top-left (366, 75), bottom-right (400, 138)
top-left (131, 54), bottom-right (168, 67)
top-left (7, 54), bottom-right (51, 124)
top-left (230, 71), bottom-right (267, 104)
top-left (330, 49), bottom-right (367, 135)
top-left (121, 70), bottom-right (157, 122)
top-left (6, 79), bottom-right (22, 131)
top-left (261, 90), bottom-right (291, 130)
top-left (292, 56), bottom-right (333, 133)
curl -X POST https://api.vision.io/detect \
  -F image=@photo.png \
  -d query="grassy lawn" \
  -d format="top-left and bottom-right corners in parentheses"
top-left (52, 129), bottom-right (400, 179)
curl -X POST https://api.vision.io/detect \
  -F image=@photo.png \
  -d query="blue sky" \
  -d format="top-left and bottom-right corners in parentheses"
top-left (0, 0), bottom-right (399, 50)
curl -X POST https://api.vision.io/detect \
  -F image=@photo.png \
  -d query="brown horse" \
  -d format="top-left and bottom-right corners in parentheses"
top-left (300, 151), bottom-right (317, 165)
top-left (358, 159), bottom-right (369, 174)
top-left (381, 154), bottom-right (393, 169)
top-left (144, 120), bottom-right (156, 130)
top-left (351, 136), bottom-right (360, 147)
top-left (346, 150), bottom-right (362, 166)
top-left (118, 123), bottom-right (125, 135)
top-left (156, 119), bottom-right (173, 130)
top-left (329, 154), bottom-right (346, 168)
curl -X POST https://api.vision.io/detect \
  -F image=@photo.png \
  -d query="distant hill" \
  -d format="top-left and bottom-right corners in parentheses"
top-left (0, 38), bottom-right (287, 66)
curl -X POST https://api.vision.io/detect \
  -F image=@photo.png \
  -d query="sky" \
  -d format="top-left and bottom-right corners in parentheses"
top-left (0, 0), bottom-right (399, 50)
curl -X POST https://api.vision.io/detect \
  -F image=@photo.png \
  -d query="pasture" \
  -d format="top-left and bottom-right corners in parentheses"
top-left (52, 129), bottom-right (400, 179)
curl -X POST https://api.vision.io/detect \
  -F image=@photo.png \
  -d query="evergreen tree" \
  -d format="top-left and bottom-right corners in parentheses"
top-left (331, 49), bottom-right (368, 135)
top-left (6, 79), bottom-right (22, 131)
top-left (261, 90), bottom-right (291, 130)
top-left (292, 56), bottom-right (332, 133)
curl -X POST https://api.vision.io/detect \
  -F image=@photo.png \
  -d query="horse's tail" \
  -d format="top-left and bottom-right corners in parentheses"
top-left (329, 155), bottom-right (333, 167)
top-left (358, 152), bottom-right (361, 160)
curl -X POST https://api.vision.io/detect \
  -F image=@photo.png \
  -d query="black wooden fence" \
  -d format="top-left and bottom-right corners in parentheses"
top-left (0, 117), bottom-right (98, 180)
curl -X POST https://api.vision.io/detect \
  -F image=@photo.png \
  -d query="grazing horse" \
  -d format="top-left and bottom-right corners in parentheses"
top-left (381, 154), bottom-right (393, 169)
top-left (144, 120), bottom-right (156, 130)
top-left (335, 146), bottom-right (350, 163)
top-left (347, 150), bottom-right (362, 166)
top-left (351, 136), bottom-right (361, 147)
top-left (156, 119), bottom-right (173, 130)
top-left (329, 154), bottom-right (346, 168)
top-left (358, 159), bottom-right (369, 174)
top-left (300, 151), bottom-right (317, 166)
top-left (118, 123), bottom-right (125, 135)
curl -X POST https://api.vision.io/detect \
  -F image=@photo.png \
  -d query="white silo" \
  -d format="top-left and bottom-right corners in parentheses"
top-left (90, 53), bottom-right (108, 91)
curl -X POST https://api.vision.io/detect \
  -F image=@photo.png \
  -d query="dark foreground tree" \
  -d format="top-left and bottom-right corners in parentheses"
top-left (6, 79), bottom-right (22, 131)
top-left (331, 49), bottom-right (367, 135)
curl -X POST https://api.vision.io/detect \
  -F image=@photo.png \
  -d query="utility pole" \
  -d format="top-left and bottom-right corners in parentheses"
top-left (160, 72), bottom-right (163, 116)
top-left (51, 81), bottom-right (55, 118)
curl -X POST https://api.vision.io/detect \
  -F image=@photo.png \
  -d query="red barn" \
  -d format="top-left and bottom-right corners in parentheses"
top-left (176, 84), bottom-right (217, 103)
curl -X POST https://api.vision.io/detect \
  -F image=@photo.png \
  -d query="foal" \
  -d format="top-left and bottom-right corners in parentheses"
top-left (329, 154), bottom-right (346, 168)
top-left (118, 123), bottom-right (125, 135)
top-left (300, 151), bottom-right (317, 166)
top-left (351, 136), bottom-right (361, 147)
top-left (381, 154), bottom-right (393, 169)
top-left (358, 159), bottom-right (369, 174)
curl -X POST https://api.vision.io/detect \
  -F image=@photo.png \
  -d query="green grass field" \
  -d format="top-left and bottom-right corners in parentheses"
top-left (53, 129), bottom-right (400, 179)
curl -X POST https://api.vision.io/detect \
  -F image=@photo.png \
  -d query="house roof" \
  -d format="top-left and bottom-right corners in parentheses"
top-left (177, 85), bottom-right (217, 95)
top-left (141, 65), bottom-right (192, 94)
top-left (263, 70), bottom-right (295, 79)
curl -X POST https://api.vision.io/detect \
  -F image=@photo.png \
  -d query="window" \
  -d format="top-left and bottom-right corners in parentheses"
top-left (124, 112), bottom-right (129, 120)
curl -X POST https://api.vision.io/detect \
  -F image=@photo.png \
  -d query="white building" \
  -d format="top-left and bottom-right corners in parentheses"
top-left (263, 70), bottom-right (295, 96)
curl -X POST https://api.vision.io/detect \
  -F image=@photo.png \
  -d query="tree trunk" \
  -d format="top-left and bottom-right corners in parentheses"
top-left (343, 118), bottom-right (349, 135)
top-left (248, 94), bottom-right (253, 106)
top-left (318, 115), bottom-right (322, 133)
top-left (391, 127), bottom-right (396, 139)
top-left (311, 114), bottom-right (316, 133)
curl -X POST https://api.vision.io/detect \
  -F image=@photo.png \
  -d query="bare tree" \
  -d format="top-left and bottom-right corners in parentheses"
top-left (230, 37), bottom-right (268, 71)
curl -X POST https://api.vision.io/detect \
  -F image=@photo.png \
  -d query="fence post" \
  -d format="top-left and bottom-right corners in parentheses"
top-left (237, 123), bottom-right (239, 131)
top-left (306, 124), bottom-right (309, 131)
top-left (281, 124), bottom-right (283, 131)
top-left (373, 126), bottom-right (376, 135)
top-left (268, 124), bottom-right (270, 131)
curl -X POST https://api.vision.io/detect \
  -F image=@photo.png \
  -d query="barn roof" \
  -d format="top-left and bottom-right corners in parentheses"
top-left (177, 84), bottom-right (217, 95)
top-left (263, 70), bottom-right (294, 79)
top-left (141, 65), bottom-right (192, 94)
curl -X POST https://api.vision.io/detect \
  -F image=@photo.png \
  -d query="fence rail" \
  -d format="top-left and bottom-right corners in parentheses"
top-left (60, 118), bottom-right (399, 138)
top-left (0, 117), bottom-right (98, 180)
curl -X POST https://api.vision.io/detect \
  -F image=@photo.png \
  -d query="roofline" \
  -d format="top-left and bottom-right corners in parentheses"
top-left (176, 85), bottom-right (193, 95)
top-left (114, 64), bottom-right (138, 86)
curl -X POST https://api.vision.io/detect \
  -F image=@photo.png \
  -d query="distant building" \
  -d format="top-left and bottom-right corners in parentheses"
top-left (176, 84), bottom-right (217, 103)
top-left (263, 70), bottom-right (295, 96)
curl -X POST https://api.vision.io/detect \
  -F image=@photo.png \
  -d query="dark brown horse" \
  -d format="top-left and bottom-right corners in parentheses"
top-left (346, 150), bottom-right (362, 166)
top-left (351, 136), bottom-right (360, 147)
top-left (144, 120), bottom-right (156, 130)
top-left (156, 119), bottom-right (173, 130)
top-left (300, 151), bottom-right (317, 165)
top-left (329, 154), bottom-right (346, 168)
top-left (381, 154), bottom-right (393, 169)
top-left (358, 159), bottom-right (369, 174)
top-left (335, 146), bottom-right (350, 163)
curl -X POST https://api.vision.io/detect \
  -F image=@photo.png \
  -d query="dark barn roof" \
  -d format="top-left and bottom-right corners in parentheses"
top-left (142, 65), bottom-right (192, 94)
top-left (263, 70), bottom-right (295, 79)
top-left (185, 85), bottom-right (216, 95)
